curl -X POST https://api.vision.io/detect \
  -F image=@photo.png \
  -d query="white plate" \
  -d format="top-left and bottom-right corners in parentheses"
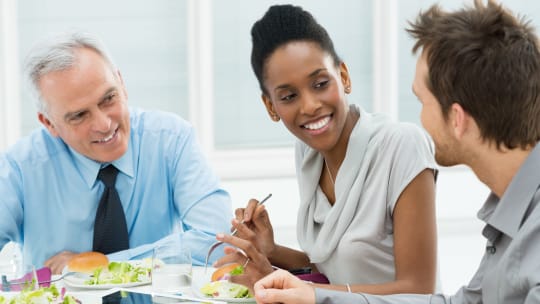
top-left (0, 290), bottom-right (92, 303)
top-left (191, 266), bottom-right (256, 303)
top-left (62, 261), bottom-right (151, 290)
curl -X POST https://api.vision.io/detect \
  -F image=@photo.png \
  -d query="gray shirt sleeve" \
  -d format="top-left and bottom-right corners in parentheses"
top-left (315, 288), bottom-right (455, 304)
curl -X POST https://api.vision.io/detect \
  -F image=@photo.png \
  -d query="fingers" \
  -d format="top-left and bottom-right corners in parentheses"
top-left (253, 270), bottom-right (315, 304)
top-left (235, 206), bottom-right (272, 236)
top-left (213, 245), bottom-right (243, 267)
top-left (251, 205), bottom-right (272, 231)
top-left (230, 218), bottom-right (256, 239)
top-left (44, 251), bottom-right (76, 274)
top-left (255, 269), bottom-right (294, 289)
top-left (255, 288), bottom-right (313, 304)
top-left (216, 233), bottom-right (262, 264)
top-left (234, 208), bottom-right (246, 222)
top-left (236, 198), bottom-right (264, 223)
top-left (213, 234), bottom-right (274, 290)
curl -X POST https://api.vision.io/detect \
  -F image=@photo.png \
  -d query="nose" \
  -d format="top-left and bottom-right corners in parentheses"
top-left (299, 91), bottom-right (322, 115)
top-left (92, 110), bottom-right (112, 133)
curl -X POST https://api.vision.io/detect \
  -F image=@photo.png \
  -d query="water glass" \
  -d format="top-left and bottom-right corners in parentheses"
top-left (0, 263), bottom-right (38, 291)
top-left (152, 241), bottom-right (192, 293)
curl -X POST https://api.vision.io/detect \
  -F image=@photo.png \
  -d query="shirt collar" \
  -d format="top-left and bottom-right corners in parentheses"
top-left (478, 142), bottom-right (540, 240)
top-left (68, 140), bottom-right (135, 189)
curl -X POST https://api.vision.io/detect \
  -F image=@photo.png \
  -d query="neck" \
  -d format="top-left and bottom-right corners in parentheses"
top-left (322, 105), bottom-right (360, 175)
top-left (467, 144), bottom-right (533, 198)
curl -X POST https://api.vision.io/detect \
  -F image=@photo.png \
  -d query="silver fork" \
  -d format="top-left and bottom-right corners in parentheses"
top-left (204, 193), bottom-right (272, 272)
top-left (38, 271), bottom-right (78, 284)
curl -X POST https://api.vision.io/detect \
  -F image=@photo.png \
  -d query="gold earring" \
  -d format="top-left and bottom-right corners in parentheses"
top-left (273, 114), bottom-right (280, 121)
top-left (345, 87), bottom-right (351, 93)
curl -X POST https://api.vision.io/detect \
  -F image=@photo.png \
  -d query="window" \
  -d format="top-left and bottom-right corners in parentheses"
top-left (15, 0), bottom-right (188, 137)
top-left (3, 0), bottom-right (539, 178)
top-left (212, 0), bottom-right (372, 149)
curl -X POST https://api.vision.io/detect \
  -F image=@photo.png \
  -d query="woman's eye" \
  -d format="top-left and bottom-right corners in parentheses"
top-left (314, 80), bottom-right (329, 89)
top-left (280, 93), bottom-right (297, 102)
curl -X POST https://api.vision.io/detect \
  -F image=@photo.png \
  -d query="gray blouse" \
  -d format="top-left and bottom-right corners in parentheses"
top-left (296, 106), bottom-right (437, 284)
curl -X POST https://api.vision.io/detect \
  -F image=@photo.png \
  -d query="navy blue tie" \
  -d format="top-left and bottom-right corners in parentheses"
top-left (92, 165), bottom-right (129, 254)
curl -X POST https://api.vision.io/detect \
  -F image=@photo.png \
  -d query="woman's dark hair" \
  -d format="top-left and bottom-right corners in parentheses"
top-left (407, 0), bottom-right (540, 149)
top-left (250, 4), bottom-right (341, 94)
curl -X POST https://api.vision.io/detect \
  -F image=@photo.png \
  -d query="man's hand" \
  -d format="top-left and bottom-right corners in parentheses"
top-left (44, 251), bottom-right (77, 274)
top-left (254, 269), bottom-right (316, 304)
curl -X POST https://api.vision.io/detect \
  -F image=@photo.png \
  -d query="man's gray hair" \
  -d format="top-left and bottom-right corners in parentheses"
top-left (24, 31), bottom-right (116, 114)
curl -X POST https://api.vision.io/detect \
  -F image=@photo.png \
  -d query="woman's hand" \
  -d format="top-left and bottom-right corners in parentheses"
top-left (254, 269), bottom-right (316, 304)
top-left (234, 199), bottom-right (277, 259)
top-left (214, 232), bottom-right (275, 291)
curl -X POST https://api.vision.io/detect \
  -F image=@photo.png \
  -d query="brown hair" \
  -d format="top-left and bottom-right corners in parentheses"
top-left (407, 0), bottom-right (540, 149)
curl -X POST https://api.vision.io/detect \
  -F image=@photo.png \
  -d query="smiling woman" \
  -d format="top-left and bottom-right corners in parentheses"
top-left (212, 4), bottom-right (439, 296)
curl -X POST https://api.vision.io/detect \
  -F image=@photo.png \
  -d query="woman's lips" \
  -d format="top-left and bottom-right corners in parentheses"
top-left (302, 115), bottom-right (331, 130)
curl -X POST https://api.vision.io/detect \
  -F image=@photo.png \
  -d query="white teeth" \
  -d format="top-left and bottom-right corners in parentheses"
top-left (303, 116), bottom-right (330, 130)
top-left (99, 131), bottom-right (115, 143)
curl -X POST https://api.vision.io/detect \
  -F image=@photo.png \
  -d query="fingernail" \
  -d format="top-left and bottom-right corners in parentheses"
top-left (217, 233), bottom-right (224, 239)
top-left (258, 290), bottom-right (266, 299)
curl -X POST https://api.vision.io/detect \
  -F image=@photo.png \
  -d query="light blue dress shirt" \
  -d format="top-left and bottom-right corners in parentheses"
top-left (0, 108), bottom-right (232, 267)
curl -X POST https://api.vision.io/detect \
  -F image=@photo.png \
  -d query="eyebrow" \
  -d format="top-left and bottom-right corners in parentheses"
top-left (99, 87), bottom-right (117, 102)
top-left (273, 68), bottom-right (327, 92)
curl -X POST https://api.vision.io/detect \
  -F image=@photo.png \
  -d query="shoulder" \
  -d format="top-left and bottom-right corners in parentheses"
top-left (2, 127), bottom-right (64, 167)
top-left (368, 120), bottom-right (434, 157)
top-left (374, 120), bottom-right (430, 145)
top-left (129, 107), bottom-right (193, 137)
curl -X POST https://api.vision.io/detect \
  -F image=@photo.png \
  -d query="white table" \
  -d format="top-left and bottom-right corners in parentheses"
top-left (1, 266), bottom-right (240, 303)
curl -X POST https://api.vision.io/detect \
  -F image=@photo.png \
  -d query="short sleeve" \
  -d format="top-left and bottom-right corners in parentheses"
top-left (382, 123), bottom-right (437, 215)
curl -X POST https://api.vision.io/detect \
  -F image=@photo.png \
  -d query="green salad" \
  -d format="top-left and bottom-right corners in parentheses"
top-left (200, 264), bottom-right (251, 299)
top-left (200, 281), bottom-right (252, 299)
top-left (85, 260), bottom-right (151, 285)
top-left (0, 285), bottom-right (78, 304)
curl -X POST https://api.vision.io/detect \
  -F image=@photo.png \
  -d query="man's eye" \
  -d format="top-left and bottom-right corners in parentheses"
top-left (105, 93), bottom-right (116, 102)
top-left (69, 113), bottom-right (85, 123)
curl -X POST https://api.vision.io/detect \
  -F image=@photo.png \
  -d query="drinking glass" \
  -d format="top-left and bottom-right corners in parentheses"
top-left (0, 263), bottom-right (38, 291)
top-left (151, 241), bottom-right (192, 293)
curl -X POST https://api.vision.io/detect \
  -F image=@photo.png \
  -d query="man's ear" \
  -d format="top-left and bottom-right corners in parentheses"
top-left (262, 94), bottom-right (280, 122)
top-left (116, 69), bottom-right (128, 100)
top-left (38, 112), bottom-right (59, 137)
top-left (450, 103), bottom-right (468, 140)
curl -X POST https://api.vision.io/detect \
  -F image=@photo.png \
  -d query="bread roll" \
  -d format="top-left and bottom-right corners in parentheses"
top-left (67, 251), bottom-right (109, 273)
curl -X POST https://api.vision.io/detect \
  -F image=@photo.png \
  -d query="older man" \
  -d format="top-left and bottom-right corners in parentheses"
top-left (0, 32), bottom-right (232, 273)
